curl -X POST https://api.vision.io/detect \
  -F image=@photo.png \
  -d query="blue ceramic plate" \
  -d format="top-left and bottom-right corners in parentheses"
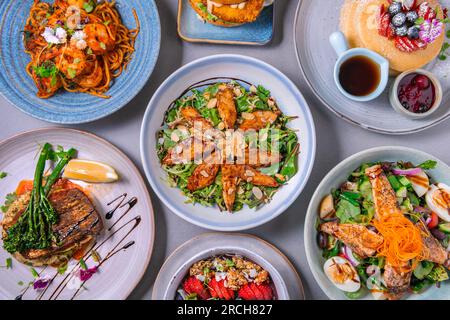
top-left (177, 0), bottom-right (273, 45)
top-left (0, 0), bottom-right (161, 124)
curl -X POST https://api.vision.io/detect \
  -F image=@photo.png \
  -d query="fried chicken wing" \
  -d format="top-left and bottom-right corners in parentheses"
top-left (239, 111), bottom-right (280, 131)
top-left (238, 166), bottom-right (279, 188)
top-left (180, 107), bottom-right (213, 130)
top-left (217, 87), bottom-right (237, 129)
top-left (222, 165), bottom-right (239, 212)
top-left (187, 162), bottom-right (220, 192)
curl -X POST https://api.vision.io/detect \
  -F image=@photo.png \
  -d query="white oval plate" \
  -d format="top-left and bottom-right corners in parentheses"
top-left (152, 233), bottom-right (305, 300)
top-left (0, 128), bottom-right (155, 300)
top-left (294, 0), bottom-right (450, 134)
top-left (140, 54), bottom-right (316, 231)
top-left (304, 146), bottom-right (450, 300)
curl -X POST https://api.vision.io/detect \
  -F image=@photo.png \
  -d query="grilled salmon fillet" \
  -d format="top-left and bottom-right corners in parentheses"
top-left (365, 165), bottom-right (404, 220)
top-left (383, 262), bottom-right (412, 299)
top-left (320, 221), bottom-right (384, 258)
top-left (1, 180), bottom-right (103, 266)
top-left (416, 222), bottom-right (449, 265)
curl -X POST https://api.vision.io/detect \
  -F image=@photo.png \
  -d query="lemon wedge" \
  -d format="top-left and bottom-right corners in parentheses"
top-left (63, 159), bottom-right (119, 183)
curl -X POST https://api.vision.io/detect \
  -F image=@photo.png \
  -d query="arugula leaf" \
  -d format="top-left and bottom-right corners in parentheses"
top-left (83, 1), bottom-right (95, 13)
top-left (418, 160), bottom-right (437, 170)
top-left (79, 258), bottom-right (88, 270)
top-left (57, 263), bottom-right (68, 275)
top-left (30, 268), bottom-right (39, 278)
top-left (67, 68), bottom-right (77, 79)
top-left (6, 258), bottom-right (12, 269)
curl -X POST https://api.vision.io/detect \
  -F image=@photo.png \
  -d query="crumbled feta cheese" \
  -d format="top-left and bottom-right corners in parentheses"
top-left (42, 27), bottom-right (58, 44)
top-left (72, 30), bottom-right (86, 41)
top-left (75, 39), bottom-right (87, 50)
top-left (55, 27), bottom-right (67, 43)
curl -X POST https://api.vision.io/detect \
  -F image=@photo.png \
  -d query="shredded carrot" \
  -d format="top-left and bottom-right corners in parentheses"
top-left (15, 180), bottom-right (34, 196)
top-left (372, 213), bottom-right (426, 271)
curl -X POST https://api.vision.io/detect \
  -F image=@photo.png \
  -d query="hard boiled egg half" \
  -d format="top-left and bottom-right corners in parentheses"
top-left (426, 183), bottom-right (450, 222)
top-left (324, 256), bottom-right (361, 292)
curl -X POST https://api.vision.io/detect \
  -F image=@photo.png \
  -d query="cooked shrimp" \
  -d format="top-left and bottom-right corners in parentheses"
top-left (84, 23), bottom-right (116, 55)
top-left (217, 87), bottom-right (237, 129)
top-left (74, 60), bottom-right (103, 88)
top-left (239, 111), bottom-right (280, 131)
top-left (34, 74), bottom-right (62, 99)
top-left (57, 47), bottom-right (88, 79)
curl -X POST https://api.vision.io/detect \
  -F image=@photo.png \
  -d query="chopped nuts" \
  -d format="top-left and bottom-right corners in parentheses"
top-left (275, 173), bottom-right (285, 181)
top-left (249, 85), bottom-right (257, 93)
top-left (252, 187), bottom-right (263, 200)
top-left (200, 170), bottom-right (209, 178)
top-left (245, 170), bottom-right (255, 177)
top-left (207, 98), bottom-right (218, 109)
top-left (234, 87), bottom-right (242, 97)
top-left (170, 131), bottom-right (180, 142)
top-left (217, 122), bottom-right (225, 130)
top-left (228, 188), bottom-right (235, 195)
top-left (241, 112), bottom-right (255, 120)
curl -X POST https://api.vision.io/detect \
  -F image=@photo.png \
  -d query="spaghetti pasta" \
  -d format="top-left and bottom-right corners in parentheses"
top-left (23, 0), bottom-right (140, 99)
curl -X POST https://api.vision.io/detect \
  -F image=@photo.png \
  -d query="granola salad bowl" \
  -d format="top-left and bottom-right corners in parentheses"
top-left (152, 233), bottom-right (305, 300)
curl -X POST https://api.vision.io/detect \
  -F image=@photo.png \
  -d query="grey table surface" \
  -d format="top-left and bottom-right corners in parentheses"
top-left (0, 0), bottom-right (449, 300)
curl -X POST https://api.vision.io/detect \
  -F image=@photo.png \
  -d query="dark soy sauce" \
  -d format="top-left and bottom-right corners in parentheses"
top-left (339, 55), bottom-right (381, 96)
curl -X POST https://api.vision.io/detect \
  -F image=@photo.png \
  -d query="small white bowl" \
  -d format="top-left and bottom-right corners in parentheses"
top-left (389, 69), bottom-right (443, 119)
top-left (151, 233), bottom-right (305, 300)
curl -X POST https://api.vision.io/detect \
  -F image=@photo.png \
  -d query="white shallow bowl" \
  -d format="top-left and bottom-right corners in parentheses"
top-left (152, 233), bottom-right (305, 300)
top-left (304, 146), bottom-right (450, 300)
top-left (140, 54), bottom-right (316, 231)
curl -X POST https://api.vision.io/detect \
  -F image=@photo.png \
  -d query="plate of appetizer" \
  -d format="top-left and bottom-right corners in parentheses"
top-left (140, 54), bottom-right (316, 231)
top-left (294, 0), bottom-right (450, 134)
top-left (177, 0), bottom-right (274, 45)
top-left (0, 0), bottom-right (160, 124)
top-left (305, 146), bottom-right (450, 300)
top-left (152, 233), bottom-right (305, 300)
top-left (0, 128), bottom-right (155, 300)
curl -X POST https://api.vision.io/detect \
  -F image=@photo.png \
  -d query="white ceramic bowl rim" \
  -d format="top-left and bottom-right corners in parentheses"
top-left (140, 54), bottom-right (316, 231)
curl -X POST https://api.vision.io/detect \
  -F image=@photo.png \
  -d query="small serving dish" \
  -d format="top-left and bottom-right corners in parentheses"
top-left (152, 233), bottom-right (305, 300)
top-left (177, 0), bottom-right (274, 45)
top-left (389, 69), bottom-right (443, 119)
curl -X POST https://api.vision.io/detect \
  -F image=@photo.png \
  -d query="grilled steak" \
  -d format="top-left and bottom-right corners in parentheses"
top-left (1, 180), bottom-right (103, 266)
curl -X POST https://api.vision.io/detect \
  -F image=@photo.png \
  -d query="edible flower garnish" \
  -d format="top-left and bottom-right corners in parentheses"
top-left (79, 266), bottom-right (98, 281)
top-left (33, 278), bottom-right (51, 290)
top-left (41, 27), bottom-right (67, 44)
top-left (419, 19), bottom-right (444, 43)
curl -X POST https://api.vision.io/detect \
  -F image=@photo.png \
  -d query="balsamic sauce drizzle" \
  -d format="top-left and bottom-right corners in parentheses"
top-left (14, 193), bottom-right (141, 300)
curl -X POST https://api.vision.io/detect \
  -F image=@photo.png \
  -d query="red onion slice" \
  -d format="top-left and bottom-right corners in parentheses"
top-left (392, 167), bottom-right (422, 176)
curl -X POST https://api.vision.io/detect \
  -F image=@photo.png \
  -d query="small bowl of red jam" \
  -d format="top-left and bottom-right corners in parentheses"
top-left (389, 69), bottom-right (442, 119)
